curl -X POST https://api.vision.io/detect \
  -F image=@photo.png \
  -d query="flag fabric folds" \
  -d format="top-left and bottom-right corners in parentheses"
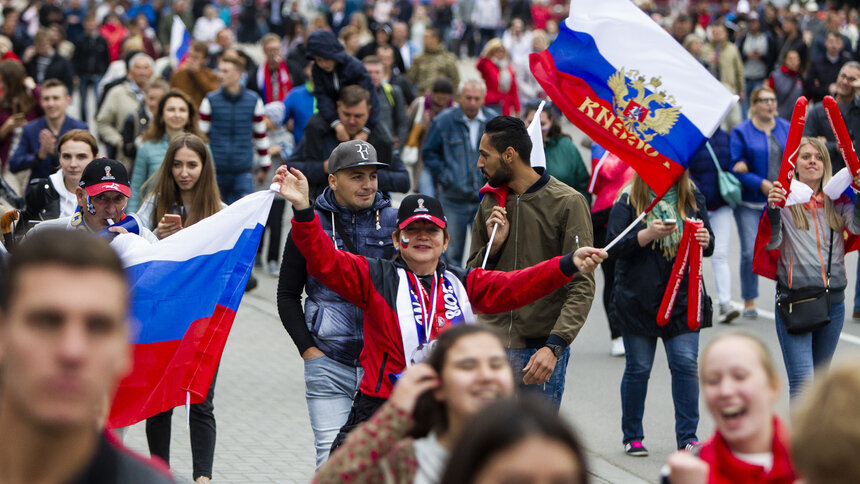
top-left (169, 15), bottom-right (192, 67)
top-left (107, 190), bottom-right (274, 428)
top-left (529, 0), bottom-right (737, 198)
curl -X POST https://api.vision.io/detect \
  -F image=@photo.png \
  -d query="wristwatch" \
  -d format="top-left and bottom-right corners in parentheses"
top-left (544, 343), bottom-right (564, 358)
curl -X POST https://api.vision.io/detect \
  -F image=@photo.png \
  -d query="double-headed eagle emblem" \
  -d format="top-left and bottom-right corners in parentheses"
top-left (608, 68), bottom-right (681, 142)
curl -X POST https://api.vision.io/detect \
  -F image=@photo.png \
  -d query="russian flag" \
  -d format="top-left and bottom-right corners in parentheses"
top-left (169, 15), bottom-right (192, 67)
top-left (107, 190), bottom-right (274, 428)
top-left (530, 0), bottom-right (737, 198)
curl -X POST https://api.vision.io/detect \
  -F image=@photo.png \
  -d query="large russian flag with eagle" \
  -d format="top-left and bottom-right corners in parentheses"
top-left (530, 0), bottom-right (737, 197)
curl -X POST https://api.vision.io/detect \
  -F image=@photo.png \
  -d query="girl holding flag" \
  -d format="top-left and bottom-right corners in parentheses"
top-left (765, 137), bottom-right (860, 398)
top-left (606, 171), bottom-right (714, 457)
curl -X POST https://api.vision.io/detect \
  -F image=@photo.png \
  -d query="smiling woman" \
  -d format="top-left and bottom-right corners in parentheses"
top-left (665, 332), bottom-right (796, 483)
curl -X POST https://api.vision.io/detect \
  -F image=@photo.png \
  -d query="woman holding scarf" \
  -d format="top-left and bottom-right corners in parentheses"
top-left (606, 171), bottom-right (714, 457)
top-left (273, 161), bottom-right (606, 450)
top-left (765, 137), bottom-right (860, 398)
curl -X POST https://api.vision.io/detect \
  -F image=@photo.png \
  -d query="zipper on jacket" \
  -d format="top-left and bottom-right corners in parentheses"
top-left (507, 195), bottom-right (521, 346)
top-left (374, 352), bottom-right (389, 393)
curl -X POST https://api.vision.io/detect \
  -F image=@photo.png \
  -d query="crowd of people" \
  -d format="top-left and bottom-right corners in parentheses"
top-left (5, 0), bottom-right (860, 483)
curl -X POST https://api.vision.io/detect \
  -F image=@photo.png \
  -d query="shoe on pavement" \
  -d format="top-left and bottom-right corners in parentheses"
top-left (718, 304), bottom-right (740, 324)
top-left (853, 310), bottom-right (860, 321)
top-left (624, 441), bottom-right (648, 457)
top-left (742, 308), bottom-right (758, 319)
top-left (683, 440), bottom-right (701, 455)
top-left (268, 260), bottom-right (279, 276)
top-left (611, 337), bottom-right (625, 357)
top-left (245, 274), bottom-right (258, 292)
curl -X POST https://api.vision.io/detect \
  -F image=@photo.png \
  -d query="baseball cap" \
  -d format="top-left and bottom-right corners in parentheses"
top-left (79, 157), bottom-right (131, 197)
top-left (328, 140), bottom-right (387, 173)
top-left (397, 194), bottom-right (447, 230)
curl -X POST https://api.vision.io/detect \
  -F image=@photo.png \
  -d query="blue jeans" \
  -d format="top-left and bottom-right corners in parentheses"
top-left (774, 299), bottom-right (844, 398)
top-left (439, 195), bottom-right (478, 268)
top-left (417, 167), bottom-right (437, 198)
top-left (506, 346), bottom-right (571, 411)
top-left (733, 205), bottom-right (761, 301)
top-left (216, 171), bottom-right (253, 205)
top-left (304, 355), bottom-right (362, 467)
top-left (853, 259), bottom-right (860, 313)
top-left (621, 332), bottom-right (699, 449)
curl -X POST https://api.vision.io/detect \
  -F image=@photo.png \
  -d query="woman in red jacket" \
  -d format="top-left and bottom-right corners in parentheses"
top-left (476, 38), bottom-right (521, 116)
top-left (274, 157), bottom-right (605, 448)
top-left (665, 332), bottom-right (795, 483)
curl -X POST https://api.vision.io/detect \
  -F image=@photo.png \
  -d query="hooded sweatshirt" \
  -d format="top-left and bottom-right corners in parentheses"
top-left (305, 30), bottom-right (380, 128)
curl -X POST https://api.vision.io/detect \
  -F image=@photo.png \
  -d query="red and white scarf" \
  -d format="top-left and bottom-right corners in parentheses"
top-left (258, 61), bottom-right (291, 104)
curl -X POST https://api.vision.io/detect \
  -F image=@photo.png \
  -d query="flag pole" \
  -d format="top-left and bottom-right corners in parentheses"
top-left (481, 224), bottom-right (498, 269)
top-left (603, 192), bottom-right (664, 252)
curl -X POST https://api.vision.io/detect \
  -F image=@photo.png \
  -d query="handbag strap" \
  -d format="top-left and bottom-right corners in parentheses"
top-left (826, 228), bottom-right (833, 289)
top-left (705, 141), bottom-right (725, 173)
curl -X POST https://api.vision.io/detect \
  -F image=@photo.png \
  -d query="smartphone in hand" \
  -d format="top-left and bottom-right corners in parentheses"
top-left (164, 214), bottom-right (182, 228)
top-left (662, 218), bottom-right (677, 226)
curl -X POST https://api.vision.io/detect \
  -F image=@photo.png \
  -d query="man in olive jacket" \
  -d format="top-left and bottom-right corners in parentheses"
top-left (467, 116), bottom-right (595, 410)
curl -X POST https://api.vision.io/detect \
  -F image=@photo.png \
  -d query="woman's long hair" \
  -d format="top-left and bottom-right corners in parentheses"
top-left (141, 89), bottom-right (205, 143)
top-left (625, 171), bottom-right (698, 219)
top-left (142, 133), bottom-right (221, 228)
top-left (440, 397), bottom-right (590, 484)
top-left (408, 325), bottom-right (510, 439)
top-left (789, 137), bottom-right (843, 232)
top-left (0, 60), bottom-right (36, 114)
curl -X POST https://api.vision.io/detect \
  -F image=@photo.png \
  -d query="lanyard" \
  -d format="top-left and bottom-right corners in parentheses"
top-left (407, 271), bottom-right (439, 345)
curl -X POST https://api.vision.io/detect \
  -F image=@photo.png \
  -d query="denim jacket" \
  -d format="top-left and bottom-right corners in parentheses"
top-left (303, 189), bottom-right (398, 367)
top-left (422, 106), bottom-right (498, 202)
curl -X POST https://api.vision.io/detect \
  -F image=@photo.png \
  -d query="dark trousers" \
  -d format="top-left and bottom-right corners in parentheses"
top-left (257, 197), bottom-right (285, 262)
top-left (329, 391), bottom-right (386, 453)
top-left (146, 371), bottom-right (218, 480)
top-left (592, 208), bottom-right (622, 340)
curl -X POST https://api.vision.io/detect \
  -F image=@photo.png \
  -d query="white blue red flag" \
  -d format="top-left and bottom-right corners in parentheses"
top-left (107, 190), bottom-right (273, 428)
top-left (169, 15), bottom-right (192, 67)
top-left (530, 0), bottom-right (737, 197)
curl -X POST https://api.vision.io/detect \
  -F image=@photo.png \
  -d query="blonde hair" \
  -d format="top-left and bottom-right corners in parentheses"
top-left (789, 137), bottom-right (844, 232)
top-left (792, 357), bottom-right (860, 484)
top-left (480, 38), bottom-right (505, 59)
top-left (699, 331), bottom-right (779, 389)
top-left (625, 171), bottom-right (698, 218)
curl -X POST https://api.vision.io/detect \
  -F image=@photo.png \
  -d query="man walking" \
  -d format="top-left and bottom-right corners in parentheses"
top-left (277, 140), bottom-right (398, 466)
top-left (199, 53), bottom-right (271, 204)
top-left (468, 116), bottom-right (595, 410)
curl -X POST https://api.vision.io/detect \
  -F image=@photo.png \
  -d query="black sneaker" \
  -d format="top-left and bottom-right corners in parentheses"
top-left (624, 440), bottom-right (648, 457)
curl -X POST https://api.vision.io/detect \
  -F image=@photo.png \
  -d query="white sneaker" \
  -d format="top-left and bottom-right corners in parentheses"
top-left (611, 337), bottom-right (625, 357)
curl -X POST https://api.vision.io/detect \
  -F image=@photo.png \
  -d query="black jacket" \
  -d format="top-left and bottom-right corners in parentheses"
top-left (305, 30), bottom-right (379, 127)
top-left (804, 52), bottom-right (851, 104)
top-left (606, 190), bottom-right (714, 339)
top-left (25, 53), bottom-right (74, 92)
top-left (285, 113), bottom-right (410, 199)
top-left (72, 33), bottom-right (110, 77)
top-left (803, 98), bottom-right (860, 173)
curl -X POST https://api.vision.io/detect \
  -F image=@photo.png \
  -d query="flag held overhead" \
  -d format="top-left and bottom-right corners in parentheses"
top-left (529, 0), bottom-right (737, 198)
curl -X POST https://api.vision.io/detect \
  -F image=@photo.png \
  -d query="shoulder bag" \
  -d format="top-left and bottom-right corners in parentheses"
top-left (706, 141), bottom-right (742, 208)
top-left (776, 229), bottom-right (833, 334)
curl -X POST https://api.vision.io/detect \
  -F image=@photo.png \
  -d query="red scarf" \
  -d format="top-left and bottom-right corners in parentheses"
top-left (258, 60), bottom-right (291, 104)
top-left (658, 219), bottom-right (704, 330)
top-left (698, 417), bottom-right (796, 484)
